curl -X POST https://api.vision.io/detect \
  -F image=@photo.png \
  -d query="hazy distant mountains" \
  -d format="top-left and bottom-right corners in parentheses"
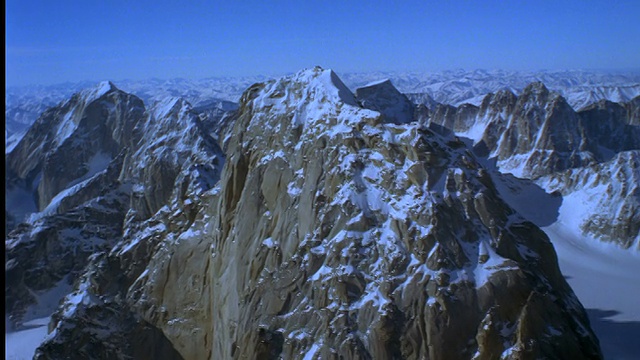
top-left (341, 69), bottom-right (640, 109)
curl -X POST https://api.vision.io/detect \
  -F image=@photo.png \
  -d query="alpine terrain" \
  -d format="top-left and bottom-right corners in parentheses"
top-left (7, 69), bottom-right (640, 154)
top-left (5, 67), bottom-right (639, 359)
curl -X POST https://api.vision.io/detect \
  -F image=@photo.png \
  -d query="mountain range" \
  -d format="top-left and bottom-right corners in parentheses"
top-left (7, 69), bottom-right (640, 153)
top-left (5, 67), bottom-right (640, 359)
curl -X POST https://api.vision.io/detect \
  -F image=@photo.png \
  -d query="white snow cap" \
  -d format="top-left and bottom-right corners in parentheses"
top-left (81, 81), bottom-right (118, 103)
top-left (249, 67), bottom-right (380, 128)
top-left (294, 66), bottom-right (358, 106)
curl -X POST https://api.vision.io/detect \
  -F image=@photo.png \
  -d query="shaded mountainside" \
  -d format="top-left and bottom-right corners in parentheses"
top-left (6, 68), bottom-right (603, 359)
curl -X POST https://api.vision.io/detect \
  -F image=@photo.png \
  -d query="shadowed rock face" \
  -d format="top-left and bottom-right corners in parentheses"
top-left (578, 100), bottom-right (640, 158)
top-left (626, 96), bottom-right (640, 126)
top-left (13, 69), bottom-right (602, 359)
top-left (6, 82), bottom-right (146, 212)
top-left (355, 79), bottom-right (416, 124)
top-left (5, 155), bottom-right (129, 326)
top-left (5, 83), bottom-right (145, 326)
top-left (32, 253), bottom-right (184, 360)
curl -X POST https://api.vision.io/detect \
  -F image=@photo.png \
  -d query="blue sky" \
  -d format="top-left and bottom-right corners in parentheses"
top-left (5, 0), bottom-right (640, 86)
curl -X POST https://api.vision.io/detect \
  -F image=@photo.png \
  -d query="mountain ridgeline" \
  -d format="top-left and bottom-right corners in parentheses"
top-left (7, 67), bottom-right (640, 359)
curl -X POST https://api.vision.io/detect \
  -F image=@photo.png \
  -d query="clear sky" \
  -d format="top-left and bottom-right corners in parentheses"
top-left (5, 0), bottom-right (640, 86)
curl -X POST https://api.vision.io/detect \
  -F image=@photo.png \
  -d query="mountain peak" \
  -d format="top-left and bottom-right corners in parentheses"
top-left (151, 96), bottom-right (191, 120)
top-left (294, 67), bottom-right (358, 106)
top-left (522, 81), bottom-right (550, 97)
top-left (245, 67), bottom-right (366, 129)
top-left (79, 80), bottom-right (119, 103)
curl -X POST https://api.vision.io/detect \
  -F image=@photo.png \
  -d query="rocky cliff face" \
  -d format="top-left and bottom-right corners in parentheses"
top-left (428, 84), bottom-right (640, 179)
top-left (25, 68), bottom-right (602, 359)
top-left (578, 99), bottom-right (640, 157)
top-left (626, 96), bottom-right (640, 126)
top-left (6, 82), bottom-right (144, 212)
top-left (355, 79), bottom-right (415, 124)
top-left (6, 82), bottom-right (143, 327)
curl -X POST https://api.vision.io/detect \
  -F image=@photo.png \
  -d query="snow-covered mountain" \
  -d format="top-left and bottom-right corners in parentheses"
top-left (424, 81), bottom-right (640, 250)
top-left (6, 80), bottom-right (225, 338)
top-left (5, 68), bottom-right (608, 359)
top-left (4, 76), bottom-right (262, 150)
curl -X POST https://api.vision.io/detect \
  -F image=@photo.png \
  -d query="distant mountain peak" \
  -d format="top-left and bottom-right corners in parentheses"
top-left (521, 81), bottom-right (552, 99)
top-left (151, 96), bottom-right (191, 121)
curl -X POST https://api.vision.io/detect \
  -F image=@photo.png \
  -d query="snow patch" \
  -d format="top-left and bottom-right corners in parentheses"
top-left (5, 317), bottom-right (51, 360)
top-left (472, 241), bottom-right (516, 289)
top-left (80, 81), bottom-right (115, 104)
top-left (54, 108), bottom-right (79, 147)
top-left (302, 342), bottom-right (322, 360)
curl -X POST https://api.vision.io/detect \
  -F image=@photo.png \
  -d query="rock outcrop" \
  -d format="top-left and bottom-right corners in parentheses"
top-left (578, 99), bottom-right (640, 158)
top-left (626, 96), bottom-right (640, 126)
top-left (458, 83), bottom-right (599, 178)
